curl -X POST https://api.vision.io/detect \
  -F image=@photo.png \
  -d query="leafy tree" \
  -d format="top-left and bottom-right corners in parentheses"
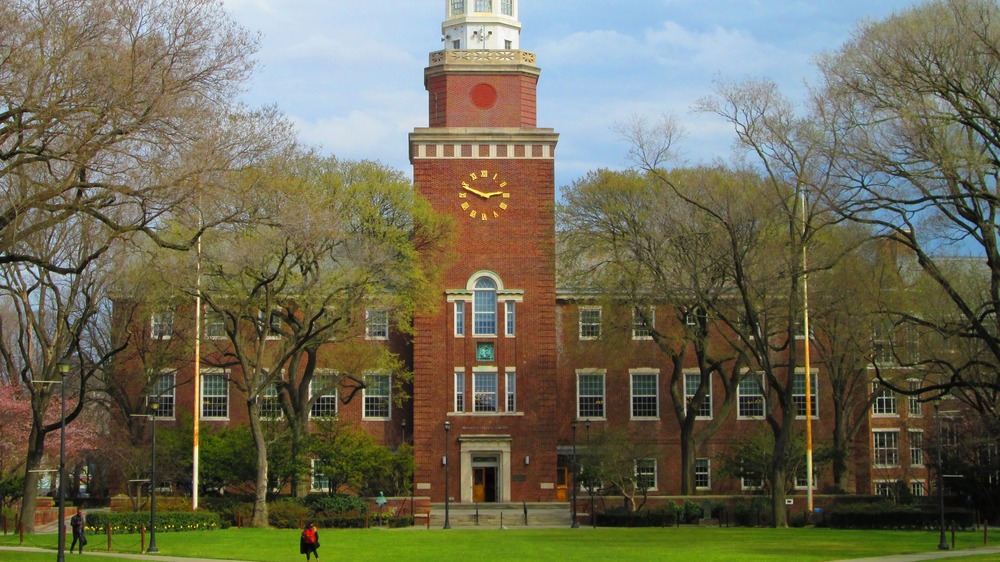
top-left (310, 420), bottom-right (413, 498)
top-left (146, 152), bottom-right (448, 526)
top-left (577, 427), bottom-right (658, 513)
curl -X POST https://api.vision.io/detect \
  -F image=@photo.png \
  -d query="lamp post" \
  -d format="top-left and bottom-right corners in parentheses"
top-left (148, 398), bottom-right (159, 554)
top-left (443, 420), bottom-right (451, 529)
top-left (56, 360), bottom-right (69, 562)
top-left (934, 398), bottom-right (949, 551)
top-left (571, 420), bottom-right (579, 528)
top-left (586, 420), bottom-right (594, 528)
top-left (402, 418), bottom-right (413, 518)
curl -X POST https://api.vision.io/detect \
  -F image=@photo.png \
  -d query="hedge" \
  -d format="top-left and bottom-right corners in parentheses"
top-left (821, 503), bottom-right (974, 530)
top-left (84, 511), bottom-right (221, 534)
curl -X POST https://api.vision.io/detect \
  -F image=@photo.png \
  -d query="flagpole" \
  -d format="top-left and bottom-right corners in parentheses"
top-left (801, 190), bottom-right (814, 518)
top-left (193, 226), bottom-right (201, 511)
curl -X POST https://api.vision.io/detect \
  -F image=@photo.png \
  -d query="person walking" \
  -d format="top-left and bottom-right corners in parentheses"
top-left (300, 521), bottom-right (320, 561)
top-left (69, 508), bottom-right (87, 554)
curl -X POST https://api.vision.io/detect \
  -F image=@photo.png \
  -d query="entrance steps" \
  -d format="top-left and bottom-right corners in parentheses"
top-left (427, 502), bottom-right (575, 528)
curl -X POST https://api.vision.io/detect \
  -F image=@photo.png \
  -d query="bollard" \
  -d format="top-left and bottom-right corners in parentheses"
top-left (951, 520), bottom-right (956, 550)
top-left (106, 523), bottom-right (111, 552)
top-left (985, 519), bottom-right (989, 545)
top-left (19, 519), bottom-right (24, 544)
top-left (141, 524), bottom-right (146, 553)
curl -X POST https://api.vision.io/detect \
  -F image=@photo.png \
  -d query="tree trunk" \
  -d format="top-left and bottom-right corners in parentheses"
top-left (679, 423), bottom-right (696, 495)
top-left (770, 422), bottom-right (792, 528)
top-left (247, 402), bottom-right (270, 527)
top-left (289, 414), bottom-right (309, 498)
top-left (832, 410), bottom-right (851, 492)
top-left (18, 425), bottom-right (49, 534)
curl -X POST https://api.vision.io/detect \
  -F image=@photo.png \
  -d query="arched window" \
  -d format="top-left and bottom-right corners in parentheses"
top-left (473, 277), bottom-right (497, 336)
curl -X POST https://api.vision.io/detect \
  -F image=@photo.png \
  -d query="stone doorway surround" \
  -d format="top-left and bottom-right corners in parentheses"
top-left (458, 434), bottom-right (512, 503)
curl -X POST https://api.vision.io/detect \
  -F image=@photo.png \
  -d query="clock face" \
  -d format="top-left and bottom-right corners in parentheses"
top-left (457, 169), bottom-right (510, 222)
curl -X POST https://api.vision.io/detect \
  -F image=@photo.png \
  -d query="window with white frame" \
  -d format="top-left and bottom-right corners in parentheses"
top-left (911, 480), bottom-right (926, 497)
top-left (909, 430), bottom-right (924, 467)
top-left (875, 480), bottom-right (894, 497)
top-left (454, 371), bottom-right (465, 413)
top-left (363, 373), bottom-right (391, 419)
top-left (258, 309), bottom-right (282, 339)
top-left (577, 371), bottom-right (605, 419)
top-left (872, 321), bottom-right (894, 365)
top-left (205, 311), bottom-right (225, 339)
top-left (738, 374), bottom-right (765, 418)
top-left (202, 372), bottom-right (229, 419)
top-left (365, 309), bottom-right (389, 340)
top-left (795, 473), bottom-right (817, 490)
top-left (455, 301), bottom-right (465, 337)
top-left (908, 380), bottom-right (923, 416)
top-left (506, 371), bottom-right (516, 412)
top-left (695, 458), bottom-right (711, 490)
top-left (260, 383), bottom-right (282, 420)
top-left (311, 459), bottom-right (330, 492)
top-left (473, 371), bottom-right (498, 413)
top-left (792, 371), bottom-right (818, 418)
top-left (474, 0), bottom-right (492, 12)
top-left (873, 430), bottom-right (899, 467)
top-left (635, 459), bottom-right (657, 490)
top-left (501, 0), bottom-right (513, 16)
top-left (473, 277), bottom-right (497, 336)
top-left (505, 301), bottom-right (516, 337)
top-left (151, 310), bottom-right (174, 339)
top-left (872, 382), bottom-right (897, 415)
top-left (310, 373), bottom-right (338, 418)
top-left (150, 372), bottom-right (176, 419)
top-left (632, 307), bottom-right (654, 340)
top-left (684, 371), bottom-right (712, 419)
top-left (452, 0), bottom-right (464, 15)
top-left (579, 307), bottom-right (601, 340)
top-left (741, 476), bottom-right (764, 491)
top-left (630, 370), bottom-right (658, 419)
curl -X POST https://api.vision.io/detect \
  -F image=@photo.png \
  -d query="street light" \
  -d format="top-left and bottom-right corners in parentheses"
top-left (443, 420), bottom-right (451, 530)
top-left (402, 418), bottom-right (413, 519)
top-left (934, 398), bottom-right (949, 551)
top-left (148, 398), bottom-right (159, 554)
top-left (571, 420), bottom-right (579, 528)
top-left (57, 360), bottom-right (69, 562)
top-left (586, 420), bottom-right (594, 528)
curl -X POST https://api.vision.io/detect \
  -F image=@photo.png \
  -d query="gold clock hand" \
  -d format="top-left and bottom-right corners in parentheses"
top-left (481, 191), bottom-right (504, 198)
top-left (462, 185), bottom-right (491, 198)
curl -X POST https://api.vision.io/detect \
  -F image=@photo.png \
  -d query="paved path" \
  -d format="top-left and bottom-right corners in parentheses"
top-left (830, 546), bottom-right (1000, 561)
top-left (4, 545), bottom-right (1000, 561)
top-left (0, 546), bottom-right (249, 561)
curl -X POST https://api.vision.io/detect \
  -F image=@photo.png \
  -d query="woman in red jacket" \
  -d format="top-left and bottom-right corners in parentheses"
top-left (300, 522), bottom-right (320, 560)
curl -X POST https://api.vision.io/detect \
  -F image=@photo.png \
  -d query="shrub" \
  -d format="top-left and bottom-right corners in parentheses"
top-left (303, 494), bottom-right (368, 515)
top-left (268, 499), bottom-right (311, 529)
top-left (85, 511), bottom-right (221, 534)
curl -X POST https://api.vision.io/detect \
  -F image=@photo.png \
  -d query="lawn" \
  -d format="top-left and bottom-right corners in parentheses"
top-left (1, 527), bottom-right (998, 561)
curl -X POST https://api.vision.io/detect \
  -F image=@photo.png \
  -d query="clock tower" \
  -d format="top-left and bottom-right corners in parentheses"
top-left (410, 0), bottom-right (559, 505)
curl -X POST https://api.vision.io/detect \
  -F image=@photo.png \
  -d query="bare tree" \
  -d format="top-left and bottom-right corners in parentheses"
top-left (0, 0), bottom-right (276, 273)
top-left (817, 0), bottom-right (1000, 407)
top-left (557, 166), bottom-right (750, 494)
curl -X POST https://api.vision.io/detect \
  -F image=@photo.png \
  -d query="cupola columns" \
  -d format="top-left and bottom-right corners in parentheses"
top-left (442, 0), bottom-right (521, 51)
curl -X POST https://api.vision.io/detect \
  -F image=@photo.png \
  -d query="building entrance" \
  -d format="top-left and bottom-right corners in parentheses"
top-left (472, 456), bottom-right (499, 503)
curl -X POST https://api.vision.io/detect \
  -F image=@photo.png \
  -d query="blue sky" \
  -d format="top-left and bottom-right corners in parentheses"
top-left (223, 0), bottom-right (922, 189)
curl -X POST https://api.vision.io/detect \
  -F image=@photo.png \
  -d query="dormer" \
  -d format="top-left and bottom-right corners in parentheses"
top-left (442, 0), bottom-right (521, 51)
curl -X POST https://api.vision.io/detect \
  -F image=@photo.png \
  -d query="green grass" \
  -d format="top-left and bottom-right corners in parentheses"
top-left (1, 527), bottom-right (999, 561)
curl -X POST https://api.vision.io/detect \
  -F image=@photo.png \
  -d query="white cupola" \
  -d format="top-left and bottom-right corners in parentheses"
top-left (441, 0), bottom-right (521, 51)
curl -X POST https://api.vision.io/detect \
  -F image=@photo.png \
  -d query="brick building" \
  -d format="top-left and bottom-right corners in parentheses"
top-left (116, 1), bottom-right (937, 512)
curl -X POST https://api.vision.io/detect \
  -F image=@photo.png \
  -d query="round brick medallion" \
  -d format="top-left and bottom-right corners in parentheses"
top-left (471, 83), bottom-right (498, 109)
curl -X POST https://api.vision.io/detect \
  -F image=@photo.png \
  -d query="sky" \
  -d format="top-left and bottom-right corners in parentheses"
top-left (221, 0), bottom-right (923, 189)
